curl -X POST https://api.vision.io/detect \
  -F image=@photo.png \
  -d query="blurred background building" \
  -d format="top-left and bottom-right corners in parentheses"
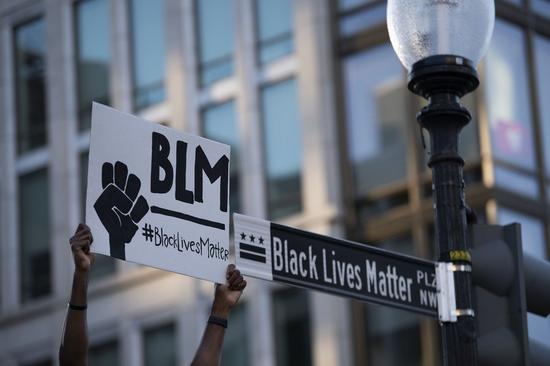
top-left (1, 0), bottom-right (549, 365)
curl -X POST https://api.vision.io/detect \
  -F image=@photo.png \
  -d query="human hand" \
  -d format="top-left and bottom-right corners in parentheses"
top-left (211, 264), bottom-right (247, 319)
top-left (94, 161), bottom-right (149, 260)
top-left (70, 223), bottom-right (95, 274)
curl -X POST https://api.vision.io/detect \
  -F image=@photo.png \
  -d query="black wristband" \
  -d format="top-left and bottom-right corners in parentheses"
top-left (69, 303), bottom-right (87, 311)
top-left (208, 315), bottom-right (228, 329)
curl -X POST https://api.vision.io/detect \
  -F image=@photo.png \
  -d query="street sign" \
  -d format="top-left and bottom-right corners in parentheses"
top-left (86, 103), bottom-right (231, 283)
top-left (234, 214), bottom-right (438, 317)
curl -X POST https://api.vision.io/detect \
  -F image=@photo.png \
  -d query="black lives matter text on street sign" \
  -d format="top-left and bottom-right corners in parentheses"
top-left (234, 214), bottom-right (438, 317)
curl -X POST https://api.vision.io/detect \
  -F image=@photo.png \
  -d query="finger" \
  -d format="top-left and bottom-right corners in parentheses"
top-left (70, 234), bottom-right (89, 246)
top-left (114, 161), bottom-right (128, 191)
top-left (226, 267), bottom-right (238, 280)
top-left (74, 223), bottom-right (85, 235)
top-left (226, 265), bottom-right (237, 279)
top-left (101, 162), bottom-right (114, 189)
top-left (229, 276), bottom-right (243, 290)
top-left (125, 174), bottom-right (141, 201)
top-left (71, 236), bottom-right (91, 246)
top-left (229, 272), bottom-right (245, 288)
top-left (73, 225), bottom-right (90, 239)
top-left (228, 269), bottom-right (241, 283)
top-left (71, 240), bottom-right (91, 250)
top-left (238, 280), bottom-right (247, 290)
top-left (71, 244), bottom-right (87, 254)
top-left (130, 196), bottom-right (149, 223)
top-left (73, 233), bottom-right (92, 245)
top-left (74, 231), bottom-right (92, 240)
top-left (232, 280), bottom-right (247, 292)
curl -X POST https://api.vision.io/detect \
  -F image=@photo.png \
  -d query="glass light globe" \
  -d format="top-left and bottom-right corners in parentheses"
top-left (387, 0), bottom-right (495, 71)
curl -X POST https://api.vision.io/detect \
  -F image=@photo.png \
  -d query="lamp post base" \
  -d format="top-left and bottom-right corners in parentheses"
top-left (409, 55), bottom-right (479, 366)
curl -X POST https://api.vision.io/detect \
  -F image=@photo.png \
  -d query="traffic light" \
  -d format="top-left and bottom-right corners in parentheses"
top-left (470, 223), bottom-right (550, 366)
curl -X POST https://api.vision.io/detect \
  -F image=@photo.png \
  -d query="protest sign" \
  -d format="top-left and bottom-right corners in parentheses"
top-left (86, 103), bottom-right (230, 283)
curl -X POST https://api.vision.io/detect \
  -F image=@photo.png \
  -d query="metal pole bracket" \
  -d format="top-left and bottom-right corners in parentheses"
top-left (437, 262), bottom-right (457, 322)
top-left (436, 262), bottom-right (475, 322)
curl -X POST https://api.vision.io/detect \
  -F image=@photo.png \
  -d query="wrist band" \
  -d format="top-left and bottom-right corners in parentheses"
top-left (208, 315), bottom-right (227, 329)
top-left (69, 303), bottom-right (87, 311)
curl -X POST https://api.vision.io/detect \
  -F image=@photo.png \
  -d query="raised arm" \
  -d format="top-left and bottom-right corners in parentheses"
top-left (191, 264), bottom-right (247, 366)
top-left (59, 223), bottom-right (95, 366)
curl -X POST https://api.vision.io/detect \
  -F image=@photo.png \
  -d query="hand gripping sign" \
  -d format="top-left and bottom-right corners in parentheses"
top-left (86, 103), bottom-right (230, 283)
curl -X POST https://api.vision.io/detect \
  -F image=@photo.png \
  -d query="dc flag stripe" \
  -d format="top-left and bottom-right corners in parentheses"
top-left (239, 243), bottom-right (266, 255)
top-left (240, 251), bottom-right (266, 263)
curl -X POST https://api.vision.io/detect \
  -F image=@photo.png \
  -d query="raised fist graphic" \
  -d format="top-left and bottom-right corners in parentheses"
top-left (94, 161), bottom-right (149, 260)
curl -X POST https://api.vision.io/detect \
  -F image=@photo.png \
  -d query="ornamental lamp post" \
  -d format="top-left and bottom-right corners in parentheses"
top-left (386, 0), bottom-right (495, 365)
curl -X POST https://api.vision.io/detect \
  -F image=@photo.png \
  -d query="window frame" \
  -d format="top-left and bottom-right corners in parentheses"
top-left (10, 11), bottom-right (53, 307)
top-left (253, 0), bottom-right (295, 65)
top-left (127, 0), bottom-right (168, 112)
top-left (259, 76), bottom-right (305, 220)
top-left (141, 321), bottom-right (179, 366)
top-left (72, 0), bottom-right (113, 133)
top-left (193, 0), bottom-right (236, 87)
top-left (13, 16), bottom-right (48, 156)
top-left (199, 99), bottom-right (243, 214)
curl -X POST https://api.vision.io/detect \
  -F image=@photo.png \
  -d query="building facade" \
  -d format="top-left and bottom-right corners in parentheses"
top-left (0, 0), bottom-right (549, 365)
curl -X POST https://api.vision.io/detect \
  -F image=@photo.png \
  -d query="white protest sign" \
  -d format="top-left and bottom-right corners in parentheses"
top-left (86, 103), bottom-right (230, 283)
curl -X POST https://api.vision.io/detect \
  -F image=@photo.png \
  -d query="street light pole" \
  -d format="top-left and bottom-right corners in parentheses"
top-left (409, 55), bottom-right (479, 365)
top-left (386, 1), bottom-right (495, 364)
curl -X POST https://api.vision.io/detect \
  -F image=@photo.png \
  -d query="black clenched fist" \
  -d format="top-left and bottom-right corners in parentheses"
top-left (94, 161), bottom-right (149, 260)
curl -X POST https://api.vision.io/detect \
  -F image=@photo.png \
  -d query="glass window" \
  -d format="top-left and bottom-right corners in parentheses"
top-left (485, 20), bottom-right (537, 197)
top-left (202, 101), bottom-right (240, 213)
top-left (19, 169), bottom-right (51, 302)
top-left (343, 44), bottom-right (408, 197)
top-left (273, 289), bottom-right (312, 366)
top-left (130, 0), bottom-right (166, 110)
top-left (144, 323), bottom-right (177, 366)
top-left (89, 340), bottom-right (119, 366)
top-left (339, 3), bottom-right (386, 37)
top-left (261, 79), bottom-right (303, 219)
top-left (498, 207), bottom-right (546, 261)
top-left (527, 312), bottom-right (550, 348)
top-left (75, 0), bottom-right (111, 131)
top-left (534, 36), bottom-right (550, 186)
top-left (221, 304), bottom-right (250, 366)
top-left (364, 235), bottom-right (422, 365)
top-left (532, 0), bottom-right (550, 17)
top-left (80, 153), bottom-right (116, 279)
top-left (459, 94), bottom-right (481, 162)
top-left (255, 0), bottom-right (293, 64)
top-left (14, 18), bottom-right (47, 155)
top-left (196, 0), bottom-right (234, 86)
